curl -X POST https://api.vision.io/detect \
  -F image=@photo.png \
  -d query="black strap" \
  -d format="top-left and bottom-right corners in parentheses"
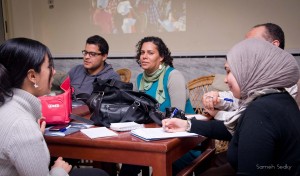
top-left (74, 93), bottom-right (90, 103)
top-left (149, 110), bottom-right (165, 126)
top-left (70, 114), bottom-right (94, 125)
top-left (123, 101), bottom-right (140, 120)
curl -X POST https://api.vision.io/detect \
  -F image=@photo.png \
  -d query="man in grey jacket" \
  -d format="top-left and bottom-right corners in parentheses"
top-left (69, 35), bottom-right (120, 96)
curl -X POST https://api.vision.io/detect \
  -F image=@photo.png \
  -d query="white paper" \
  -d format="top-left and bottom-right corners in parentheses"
top-left (185, 114), bottom-right (209, 121)
top-left (131, 128), bottom-right (198, 141)
top-left (80, 127), bottom-right (118, 139)
top-left (110, 122), bottom-right (144, 131)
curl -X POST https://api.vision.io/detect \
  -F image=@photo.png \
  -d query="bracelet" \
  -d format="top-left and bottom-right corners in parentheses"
top-left (185, 119), bottom-right (192, 132)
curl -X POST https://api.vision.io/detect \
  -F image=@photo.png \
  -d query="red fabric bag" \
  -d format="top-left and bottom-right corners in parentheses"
top-left (39, 76), bottom-right (72, 124)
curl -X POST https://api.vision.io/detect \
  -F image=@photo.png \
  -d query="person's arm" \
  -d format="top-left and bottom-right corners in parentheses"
top-left (216, 91), bottom-right (239, 110)
top-left (234, 104), bottom-right (276, 175)
top-left (214, 109), bottom-right (238, 121)
top-left (167, 69), bottom-right (187, 110)
top-left (190, 119), bottom-right (232, 140)
top-left (8, 119), bottom-right (69, 176)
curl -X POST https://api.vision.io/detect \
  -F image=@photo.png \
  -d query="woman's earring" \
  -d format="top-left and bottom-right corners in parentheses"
top-left (159, 64), bottom-right (162, 70)
top-left (34, 82), bottom-right (39, 88)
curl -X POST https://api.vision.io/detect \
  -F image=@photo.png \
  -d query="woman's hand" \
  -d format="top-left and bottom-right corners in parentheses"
top-left (162, 118), bottom-right (188, 132)
top-left (202, 91), bottom-right (220, 110)
top-left (38, 117), bottom-right (46, 134)
top-left (51, 157), bottom-right (72, 173)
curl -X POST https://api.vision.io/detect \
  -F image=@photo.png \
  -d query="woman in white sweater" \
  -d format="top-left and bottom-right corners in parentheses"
top-left (0, 38), bottom-right (108, 176)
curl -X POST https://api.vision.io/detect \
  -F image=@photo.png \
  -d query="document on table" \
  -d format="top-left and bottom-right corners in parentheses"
top-left (44, 122), bottom-right (93, 137)
top-left (131, 127), bottom-right (198, 141)
top-left (110, 122), bottom-right (144, 131)
top-left (185, 114), bottom-right (210, 121)
top-left (80, 127), bottom-right (118, 139)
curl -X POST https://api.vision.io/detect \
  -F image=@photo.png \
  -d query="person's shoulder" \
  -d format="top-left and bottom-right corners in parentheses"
top-left (69, 65), bottom-right (84, 75)
top-left (245, 93), bottom-right (295, 119)
top-left (169, 68), bottom-right (182, 75)
top-left (169, 68), bottom-right (184, 78)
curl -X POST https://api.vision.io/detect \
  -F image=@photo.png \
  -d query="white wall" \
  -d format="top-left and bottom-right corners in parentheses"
top-left (4, 0), bottom-right (300, 57)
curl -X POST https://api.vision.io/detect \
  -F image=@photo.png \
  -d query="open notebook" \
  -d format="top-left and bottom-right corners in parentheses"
top-left (131, 127), bottom-right (198, 141)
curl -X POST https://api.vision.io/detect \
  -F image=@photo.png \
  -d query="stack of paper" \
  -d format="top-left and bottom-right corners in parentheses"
top-left (110, 122), bottom-right (144, 131)
top-left (80, 127), bottom-right (118, 139)
top-left (131, 128), bottom-right (198, 141)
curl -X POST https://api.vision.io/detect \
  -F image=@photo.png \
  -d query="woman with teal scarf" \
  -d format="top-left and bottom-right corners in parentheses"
top-left (119, 36), bottom-right (199, 176)
top-left (136, 36), bottom-right (194, 113)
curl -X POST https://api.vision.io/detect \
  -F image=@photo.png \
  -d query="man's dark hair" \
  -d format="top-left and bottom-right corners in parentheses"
top-left (254, 23), bottom-right (285, 49)
top-left (86, 35), bottom-right (109, 55)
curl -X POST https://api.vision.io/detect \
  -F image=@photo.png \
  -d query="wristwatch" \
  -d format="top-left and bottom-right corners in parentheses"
top-left (185, 119), bottom-right (192, 132)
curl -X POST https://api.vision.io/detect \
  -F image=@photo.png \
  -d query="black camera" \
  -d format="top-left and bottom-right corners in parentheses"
top-left (165, 107), bottom-right (187, 120)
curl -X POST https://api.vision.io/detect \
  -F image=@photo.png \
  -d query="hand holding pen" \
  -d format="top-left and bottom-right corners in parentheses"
top-left (203, 91), bottom-right (234, 110)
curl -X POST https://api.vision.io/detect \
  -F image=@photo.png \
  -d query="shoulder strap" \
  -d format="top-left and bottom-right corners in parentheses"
top-left (70, 114), bottom-right (94, 125)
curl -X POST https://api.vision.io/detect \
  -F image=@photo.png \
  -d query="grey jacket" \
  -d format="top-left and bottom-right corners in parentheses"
top-left (68, 62), bottom-right (120, 95)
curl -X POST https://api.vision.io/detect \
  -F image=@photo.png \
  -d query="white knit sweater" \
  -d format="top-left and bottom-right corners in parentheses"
top-left (0, 88), bottom-right (68, 176)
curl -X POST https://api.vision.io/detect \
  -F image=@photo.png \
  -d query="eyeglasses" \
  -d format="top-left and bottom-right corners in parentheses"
top-left (82, 50), bottom-right (102, 57)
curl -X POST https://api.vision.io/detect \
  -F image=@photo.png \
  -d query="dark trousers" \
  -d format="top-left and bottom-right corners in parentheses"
top-left (119, 150), bottom-right (201, 176)
top-left (70, 168), bottom-right (109, 176)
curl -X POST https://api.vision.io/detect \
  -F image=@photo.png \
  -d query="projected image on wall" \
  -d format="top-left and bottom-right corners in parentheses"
top-left (91, 0), bottom-right (186, 34)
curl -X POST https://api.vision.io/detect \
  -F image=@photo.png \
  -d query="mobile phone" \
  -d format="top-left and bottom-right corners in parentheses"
top-left (49, 124), bottom-right (69, 131)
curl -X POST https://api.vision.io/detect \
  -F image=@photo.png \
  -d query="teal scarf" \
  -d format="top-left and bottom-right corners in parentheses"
top-left (139, 64), bottom-right (168, 104)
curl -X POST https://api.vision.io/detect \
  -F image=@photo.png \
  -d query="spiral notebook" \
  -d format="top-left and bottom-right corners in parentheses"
top-left (110, 122), bottom-right (144, 131)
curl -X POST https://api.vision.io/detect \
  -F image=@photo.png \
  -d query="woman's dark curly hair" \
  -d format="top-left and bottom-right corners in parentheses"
top-left (135, 36), bottom-right (174, 67)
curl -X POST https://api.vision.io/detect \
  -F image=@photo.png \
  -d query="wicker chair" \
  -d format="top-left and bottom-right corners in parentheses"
top-left (187, 75), bottom-right (215, 114)
top-left (116, 68), bottom-right (132, 83)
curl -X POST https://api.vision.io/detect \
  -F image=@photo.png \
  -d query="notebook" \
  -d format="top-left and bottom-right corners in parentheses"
top-left (110, 122), bottom-right (144, 131)
top-left (130, 127), bottom-right (198, 141)
top-left (80, 127), bottom-right (118, 139)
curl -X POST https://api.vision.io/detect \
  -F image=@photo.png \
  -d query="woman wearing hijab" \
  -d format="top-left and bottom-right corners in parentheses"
top-left (163, 38), bottom-right (300, 175)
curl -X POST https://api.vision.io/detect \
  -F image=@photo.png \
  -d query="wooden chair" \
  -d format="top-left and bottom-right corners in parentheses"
top-left (116, 68), bottom-right (132, 83)
top-left (187, 75), bottom-right (215, 114)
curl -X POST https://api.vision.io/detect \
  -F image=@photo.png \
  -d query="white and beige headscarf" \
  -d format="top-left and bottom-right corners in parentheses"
top-left (225, 38), bottom-right (300, 134)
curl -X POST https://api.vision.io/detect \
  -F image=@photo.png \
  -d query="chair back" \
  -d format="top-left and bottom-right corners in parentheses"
top-left (116, 68), bottom-right (132, 83)
top-left (187, 75), bottom-right (215, 114)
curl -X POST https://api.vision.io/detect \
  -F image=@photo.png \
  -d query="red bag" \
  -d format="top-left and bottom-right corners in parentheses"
top-left (39, 76), bottom-right (72, 124)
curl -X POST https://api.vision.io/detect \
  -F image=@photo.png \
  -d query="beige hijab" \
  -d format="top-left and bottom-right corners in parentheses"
top-left (225, 38), bottom-right (300, 134)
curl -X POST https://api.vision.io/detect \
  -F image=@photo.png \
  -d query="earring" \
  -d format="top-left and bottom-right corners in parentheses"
top-left (34, 82), bottom-right (39, 88)
top-left (159, 64), bottom-right (162, 70)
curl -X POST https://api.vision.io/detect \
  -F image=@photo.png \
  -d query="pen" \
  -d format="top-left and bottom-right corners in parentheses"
top-left (60, 125), bottom-right (71, 132)
top-left (206, 95), bottom-right (234, 103)
top-left (220, 97), bottom-right (234, 102)
top-left (170, 108), bottom-right (178, 118)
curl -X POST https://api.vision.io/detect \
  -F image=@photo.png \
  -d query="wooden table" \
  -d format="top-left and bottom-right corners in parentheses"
top-left (45, 106), bottom-right (211, 176)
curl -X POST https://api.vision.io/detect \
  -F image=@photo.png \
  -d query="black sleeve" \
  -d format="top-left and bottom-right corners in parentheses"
top-left (190, 119), bottom-right (232, 140)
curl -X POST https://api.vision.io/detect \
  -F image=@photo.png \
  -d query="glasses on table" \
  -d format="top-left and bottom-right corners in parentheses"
top-left (82, 50), bottom-right (102, 57)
